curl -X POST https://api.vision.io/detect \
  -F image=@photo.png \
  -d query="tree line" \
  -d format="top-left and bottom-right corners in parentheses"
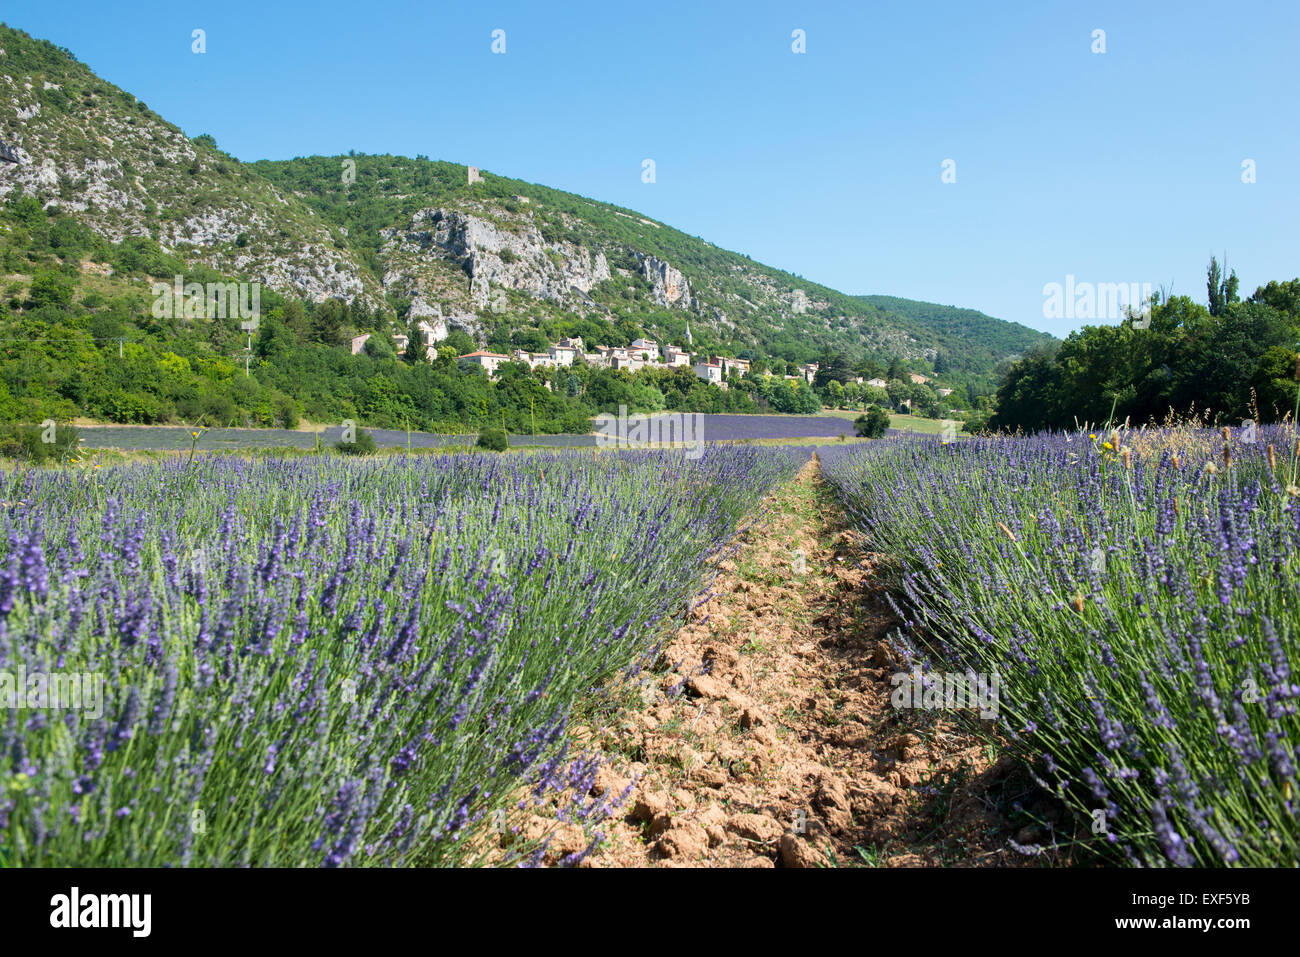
top-left (989, 259), bottom-right (1300, 432)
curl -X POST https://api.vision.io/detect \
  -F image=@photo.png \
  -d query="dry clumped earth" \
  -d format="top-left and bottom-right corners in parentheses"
top-left (509, 459), bottom-right (1069, 868)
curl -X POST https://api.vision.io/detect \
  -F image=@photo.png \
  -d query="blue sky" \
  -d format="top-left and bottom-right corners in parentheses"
top-left (4, 0), bottom-right (1298, 336)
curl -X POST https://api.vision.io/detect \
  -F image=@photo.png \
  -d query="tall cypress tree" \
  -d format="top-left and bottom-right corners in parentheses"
top-left (1207, 256), bottom-right (1241, 317)
top-left (1208, 257), bottom-right (1224, 316)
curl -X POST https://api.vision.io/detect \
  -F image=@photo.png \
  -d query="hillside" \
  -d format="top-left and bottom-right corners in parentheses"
top-left (0, 26), bottom-right (376, 301)
top-left (251, 154), bottom-right (1050, 375)
top-left (856, 295), bottom-right (1054, 376)
top-left (0, 22), bottom-right (1050, 433)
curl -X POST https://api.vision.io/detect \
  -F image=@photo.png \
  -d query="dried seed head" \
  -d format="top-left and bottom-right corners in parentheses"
top-left (1222, 444), bottom-right (1233, 468)
top-left (1172, 453), bottom-right (1181, 469)
top-left (1071, 592), bottom-right (1085, 614)
top-left (997, 521), bottom-right (1018, 543)
top-left (1268, 444), bottom-right (1277, 470)
top-left (1221, 426), bottom-right (1232, 442)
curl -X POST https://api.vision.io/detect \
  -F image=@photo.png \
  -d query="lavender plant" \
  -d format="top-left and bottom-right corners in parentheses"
top-left (821, 426), bottom-right (1300, 866)
top-left (0, 446), bottom-right (801, 866)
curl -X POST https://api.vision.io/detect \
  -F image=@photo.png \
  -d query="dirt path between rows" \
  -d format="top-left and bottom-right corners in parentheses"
top-left (538, 457), bottom-right (1063, 867)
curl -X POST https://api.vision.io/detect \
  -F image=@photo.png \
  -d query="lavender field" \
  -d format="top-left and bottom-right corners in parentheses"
top-left (0, 446), bottom-right (805, 865)
top-left (7, 423), bottom-right (1298, 868)
top-left (73, 414), bottom-right (858, 453)
top-left (821, 426), bottom-right (1300, 866)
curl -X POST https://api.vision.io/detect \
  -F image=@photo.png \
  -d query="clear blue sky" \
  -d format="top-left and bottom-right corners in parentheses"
top-left (5, 0), bottom-right (1298, 336)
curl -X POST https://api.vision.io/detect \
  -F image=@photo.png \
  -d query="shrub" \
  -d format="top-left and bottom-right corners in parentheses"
top-left (854, 406), bottom-right (891, 438)
top-left (476, 427), bottom-right (508, 451)
top-left (0, 422), bottom-right (81, 463)
top-left (273, 394), bottom-right (300, 429)
top-left (335, 429), bottom-right (378, 455)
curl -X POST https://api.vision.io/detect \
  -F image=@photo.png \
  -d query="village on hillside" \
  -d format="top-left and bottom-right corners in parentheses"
top-left (347, 322), bottom-right (964, 416)
top-left (351, 326), bottom-right (825, 389)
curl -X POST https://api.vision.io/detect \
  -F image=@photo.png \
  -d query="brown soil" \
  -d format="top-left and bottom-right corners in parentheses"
top-left (531, 457), bottom-right (1067, 868)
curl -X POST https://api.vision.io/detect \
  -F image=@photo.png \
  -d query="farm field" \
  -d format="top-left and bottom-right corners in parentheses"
top-left (71, 414), bottom-right (858, 453)
top-left (821, 426), bottom-right (1300, 866)
top-left (4, 423), bottom-right (1295, 867)
top-left (0, 446), bottom-right (804, 865)
top-left (885, 414), bottom-right (954, 435)
top-left (819, 410), bottom-right (954, 434)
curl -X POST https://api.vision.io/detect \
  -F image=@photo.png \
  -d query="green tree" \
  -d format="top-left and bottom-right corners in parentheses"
top-left (311, 299), bottom-right (349, 347)
top-left (336, 428), bottom-right (378, 455)
top-left (1207, 256), bottom-right (1240, 318)
top-left (443, 330), bottom-right (476, 356)
top-left (281, 300), bottom-right (309, 341)
top-left (404, 320), bottom-right (428, 363)
top-left (813, 350), bottom-right (853, 387)
top-left (1251, 345), bottom-right (1300, 419)
top-left (28, 270), bottom-right (73, 309)
top-left (854, 406), bottom-right (891, 438)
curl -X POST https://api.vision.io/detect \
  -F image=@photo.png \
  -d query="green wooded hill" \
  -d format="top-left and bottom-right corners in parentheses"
top-left (0, 22), bottom-right (1050, 434)
top-left (856, 295), bottom-right (1055, 378)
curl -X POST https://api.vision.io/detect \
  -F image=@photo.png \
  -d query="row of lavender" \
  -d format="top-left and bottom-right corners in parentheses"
top-left (820, 428), bottom-right (1300, 866)
top-left (0, 446), bottom-right (806, 866)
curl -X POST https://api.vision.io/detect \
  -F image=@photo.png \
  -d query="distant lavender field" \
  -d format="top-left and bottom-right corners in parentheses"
top-left (76, 426), bottom-right (584, 451)
top-left (679, 414), bottom-right (856, 441)
top-left (76, 414), bottom-right (858, 451)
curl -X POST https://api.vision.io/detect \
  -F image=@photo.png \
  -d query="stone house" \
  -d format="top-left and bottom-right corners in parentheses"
top-left (693, 362), bottom-right (723, 384)
top-left (457, 351), bottom-right (510, 376)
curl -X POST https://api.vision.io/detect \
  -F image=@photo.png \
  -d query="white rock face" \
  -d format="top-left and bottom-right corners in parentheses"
top-left (639, 254), bottom-right (691, 309)
top-left (380, 208), bottom-right (611, 310)
top-left (408, 296), bottom-right (442, 320)
top-left (0, 69), bottom-right (377, 307)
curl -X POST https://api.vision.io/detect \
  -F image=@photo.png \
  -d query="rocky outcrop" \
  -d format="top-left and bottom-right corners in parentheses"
top-left (638, 254), bottom-right (691, 309)
top-left (380, 208), bottom-right (610, 311)
top-left (442, 311), bottom-right (482, 341)
top-left (408, 295), bottom-right (444, 325)
top-left (0, 61), bottom-right (376, 306)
